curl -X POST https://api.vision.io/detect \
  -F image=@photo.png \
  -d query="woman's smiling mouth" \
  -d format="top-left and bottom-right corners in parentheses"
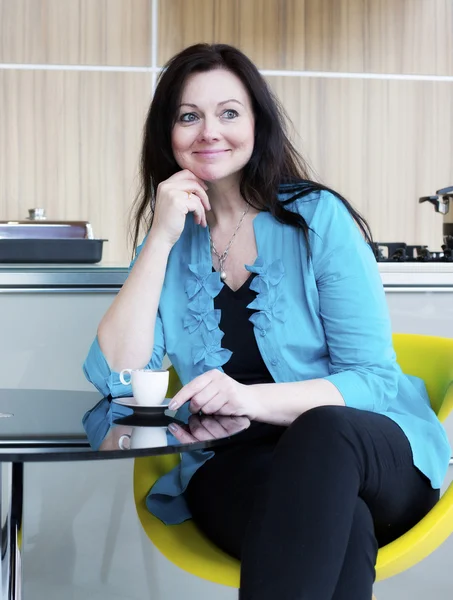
top-left (193, 149), bottom-right (230, 157)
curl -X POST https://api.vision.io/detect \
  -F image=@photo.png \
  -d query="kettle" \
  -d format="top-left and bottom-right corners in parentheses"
top-left (419, 186), bottom-right (453, 249)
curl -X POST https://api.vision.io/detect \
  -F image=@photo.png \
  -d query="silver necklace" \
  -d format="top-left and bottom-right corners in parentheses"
top-left (209, 204), bottom-right (250, 281)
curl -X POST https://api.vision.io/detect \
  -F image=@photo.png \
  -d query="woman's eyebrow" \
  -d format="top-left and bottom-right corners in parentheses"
top-left (218, 99), bottom-right (245, 107)
top-left (178, 99), bottom-right (245, 109)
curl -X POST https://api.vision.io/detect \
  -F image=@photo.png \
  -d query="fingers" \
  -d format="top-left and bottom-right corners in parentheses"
top-left (220, 415), bottom-right (251, 435)
top-left (185, 193), bottom-right (207, 227)
top-left (168, 416), bottom-right (250, 445)
top-left (191, 415), bottom-right (230, 439)
top-left (169, 371), bottom-right (215, 411)
top-left (157, 183), bottom-right (208, 227)
top-left (168, 423), bottom-right (198, 444)
top-left (168, 170), bottom-right (211, 212)
top-left (188, 379), bottom-right (222, 413)
top-left (187, 416), bottom-right (218, 441)
top-left (168, 419), bottom-right (216, 443)
top-left (169, 370), bottom-right (244, 419)
top-left (186, 415), bottom-right (250, 441)
top-left (180, 180), bottom-right (210, 226)
top-left (155, 169), bottom-right (211, 232)
top-left (190, 390), bottom-right (227, 415)
top-left (185, 182), bottom-right (211, 213)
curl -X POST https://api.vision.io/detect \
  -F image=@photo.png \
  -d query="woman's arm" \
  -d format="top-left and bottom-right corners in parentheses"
top-left (82, 234), bottom-right (169, 397)
top-left (97, 169), bottom-right (210, 372)
top-left (83, 170), bottom-right (210, 394)
top-left (246, 379), bottom-right (344, 426)
top-left (168, 371), bottom-right (344, 427)
top-left (97, 231), bottom-right (171, 372)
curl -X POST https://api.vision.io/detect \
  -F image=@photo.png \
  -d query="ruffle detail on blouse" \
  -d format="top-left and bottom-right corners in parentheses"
top-left (192, 327), bottom-right (232, 368)
top-left (245, 257), bottom-right (288, 332)
top-left (183, 292), bottom-right (221, 333)
top-left (184, 262), bottom-right (232, 374)
top-left (185, 263), bottom-right (223, 299)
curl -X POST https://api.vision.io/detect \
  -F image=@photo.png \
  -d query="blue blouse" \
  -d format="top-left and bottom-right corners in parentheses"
top-left (83, 188), bottom-right (451, 524)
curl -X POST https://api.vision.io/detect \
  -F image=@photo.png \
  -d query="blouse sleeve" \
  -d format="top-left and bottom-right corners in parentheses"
top-left (82, 238), bottom-right (166, 398)
top-left (309, 191), bottom-right (399, 412)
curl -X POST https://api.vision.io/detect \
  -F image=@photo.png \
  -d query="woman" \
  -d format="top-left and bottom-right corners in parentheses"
top-left (83, 44), bottom-right (450, 599)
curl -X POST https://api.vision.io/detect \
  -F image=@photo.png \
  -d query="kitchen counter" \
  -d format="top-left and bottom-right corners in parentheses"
top-left (0, 263), bottom-right (127, 292)
top-left (1, 262), bottom-right (453, 292)
top-left (378, 262), bottom-right (453, 289)
top-left (1, 261), bottom-right (453, 392)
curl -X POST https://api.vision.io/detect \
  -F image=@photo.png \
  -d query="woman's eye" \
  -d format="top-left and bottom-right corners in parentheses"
top-left (222, 109), bottom-right (239, 119)
top-left (179, 113), bottom-right (198, 123)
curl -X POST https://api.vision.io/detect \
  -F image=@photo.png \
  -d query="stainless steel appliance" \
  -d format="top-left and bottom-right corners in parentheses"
top-left (373, 186), bottom-right (453, 262)
top-left (0, 209), bottom-right (107, 263)
top-left (419, 185), bottom-right (453, 247)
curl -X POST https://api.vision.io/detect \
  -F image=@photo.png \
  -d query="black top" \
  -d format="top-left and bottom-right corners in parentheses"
top-left (214, 273), bottom-right (275, 385)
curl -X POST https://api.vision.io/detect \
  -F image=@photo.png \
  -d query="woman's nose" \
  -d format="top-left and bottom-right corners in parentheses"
top-left (198, 117), bottom-right (220, 142)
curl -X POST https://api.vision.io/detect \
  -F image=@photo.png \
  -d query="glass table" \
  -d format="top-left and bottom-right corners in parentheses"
top-left (0, 389), bottom-right (250, 600)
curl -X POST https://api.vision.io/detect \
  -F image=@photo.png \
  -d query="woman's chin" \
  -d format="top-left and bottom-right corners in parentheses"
top-left (189, 166), bottom-right (221, 182)
top-left (190, 167), bottom-right (239, 185)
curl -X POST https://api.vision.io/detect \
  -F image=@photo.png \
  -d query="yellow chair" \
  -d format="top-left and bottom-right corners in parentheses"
top-left (134, 334), bottom-right (453, 596)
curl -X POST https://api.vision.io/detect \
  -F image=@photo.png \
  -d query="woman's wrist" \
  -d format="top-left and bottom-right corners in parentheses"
top-left (144, 228), bottom-right (174, 256)
top-left (243, 384), bottom-right (267, 422)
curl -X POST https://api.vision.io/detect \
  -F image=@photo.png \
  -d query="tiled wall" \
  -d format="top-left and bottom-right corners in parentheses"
top-left (1, 0), bottom-right (452, 263)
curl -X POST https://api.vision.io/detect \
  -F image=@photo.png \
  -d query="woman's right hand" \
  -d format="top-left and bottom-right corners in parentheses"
top-left (168, 415), bottom-right (251, 444)
top-left (150, 169), bottom-right (211, 248)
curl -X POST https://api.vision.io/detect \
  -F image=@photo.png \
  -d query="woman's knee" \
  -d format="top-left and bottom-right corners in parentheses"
top-left (279, 405), bottom-right (360, 454)
top-left (292, 405), bottom-right (355, 435)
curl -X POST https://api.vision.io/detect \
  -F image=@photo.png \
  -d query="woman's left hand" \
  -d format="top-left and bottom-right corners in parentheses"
top-left (168, 369), bottom-right (258, 419)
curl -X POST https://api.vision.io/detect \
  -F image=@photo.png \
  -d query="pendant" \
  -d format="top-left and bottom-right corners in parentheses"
top-left (220, 270), bottom-right (227, 281)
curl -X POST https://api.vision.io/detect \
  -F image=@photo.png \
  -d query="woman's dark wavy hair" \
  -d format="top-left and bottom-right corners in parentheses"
top-left (131, 43), bottom-right (373, 255)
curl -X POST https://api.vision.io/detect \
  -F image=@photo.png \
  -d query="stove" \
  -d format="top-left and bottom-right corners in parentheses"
top-left (373, 242), bottom-right (453, 263)
top-left (371, 243), bottom-right (453, 287)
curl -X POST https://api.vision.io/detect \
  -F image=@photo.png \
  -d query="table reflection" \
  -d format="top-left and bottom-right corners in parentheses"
top-left (82, 397), bottom-right (251, 452)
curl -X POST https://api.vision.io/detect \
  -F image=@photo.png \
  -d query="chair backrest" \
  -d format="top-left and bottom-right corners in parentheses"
top-left (392, 333), bottom-right (453, 420)
top-left (168, 365), bottom-right (183, 398)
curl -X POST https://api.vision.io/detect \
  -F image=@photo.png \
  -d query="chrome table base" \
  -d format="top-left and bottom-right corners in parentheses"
top-left (1, 463), bottom-right (23, 600)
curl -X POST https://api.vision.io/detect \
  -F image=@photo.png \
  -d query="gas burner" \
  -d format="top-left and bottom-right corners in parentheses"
top-left (373, 242), bottom-right (453, 262)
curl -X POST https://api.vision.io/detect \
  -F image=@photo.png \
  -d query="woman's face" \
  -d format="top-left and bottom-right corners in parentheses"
top-left (171, 69), bottom-right (255, 183)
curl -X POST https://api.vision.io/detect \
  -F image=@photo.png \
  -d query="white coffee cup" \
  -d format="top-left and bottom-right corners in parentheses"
top-left (118, 427), bottom-right (168, 450)
top-left (119, 368), bottom-right (169, 406)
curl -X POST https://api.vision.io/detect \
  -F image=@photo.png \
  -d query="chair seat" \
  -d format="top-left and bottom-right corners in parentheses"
top-left (134, 454), bottom-right (241, 586)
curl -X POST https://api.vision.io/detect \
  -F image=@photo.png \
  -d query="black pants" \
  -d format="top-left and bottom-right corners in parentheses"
top-left (184, 406), bottom-right (439, 599)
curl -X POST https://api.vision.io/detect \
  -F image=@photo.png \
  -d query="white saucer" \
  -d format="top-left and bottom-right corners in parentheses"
top-left (112, 397), bottom-right (169, 410)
